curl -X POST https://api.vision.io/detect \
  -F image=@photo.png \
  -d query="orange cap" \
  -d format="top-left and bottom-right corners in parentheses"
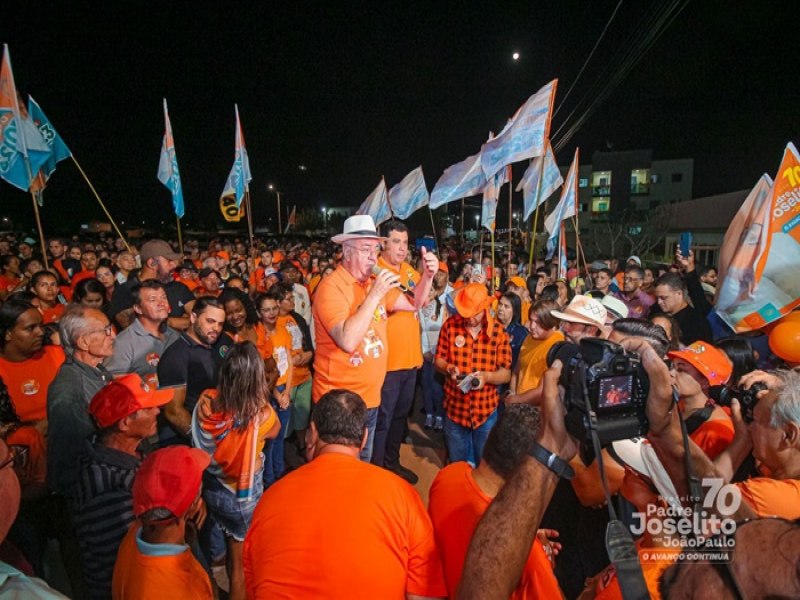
top-left (453, 283), bottom-right (492, 319)
top-left (506, 276), bottom-right (526, 289)
top-left (668, 342), bottom-right (733, 386)
top-left (215, 250), bottom-right (230, 262)
top-left (438, 261), bottom-right (449, 274)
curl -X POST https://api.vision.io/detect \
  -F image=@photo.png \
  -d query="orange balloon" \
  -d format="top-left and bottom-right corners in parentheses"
top-left (769, 322), bottom-right (800, 363)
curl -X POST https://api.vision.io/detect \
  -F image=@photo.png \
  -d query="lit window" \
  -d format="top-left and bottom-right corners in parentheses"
top-left (579, 178), bottom-right (589, 188)
top-left (592, 198), bottom-right (610, 212)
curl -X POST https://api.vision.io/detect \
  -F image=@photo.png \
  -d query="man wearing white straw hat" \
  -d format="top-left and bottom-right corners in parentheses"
top-left (312, 215), bottom-right (438, 462)
top-left (551, 294), bottom-right (607, 344)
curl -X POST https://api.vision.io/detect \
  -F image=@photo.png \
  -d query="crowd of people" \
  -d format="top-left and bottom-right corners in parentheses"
top-left (0, 214), bottom-right (798, 599)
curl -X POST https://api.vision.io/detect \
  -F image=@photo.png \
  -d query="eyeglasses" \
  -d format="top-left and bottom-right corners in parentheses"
top-left (353, 245), bottom-right (381, 257)
top-left (0, 445), bottom-right (28, 471)
top-left (259, 306), bottom-right (280, 313)
top-left (85, 324), bottom-right (114, 337)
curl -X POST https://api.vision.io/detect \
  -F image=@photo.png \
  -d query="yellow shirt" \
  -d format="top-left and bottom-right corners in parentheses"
top-left (516, 330), bottom-right (564, 394)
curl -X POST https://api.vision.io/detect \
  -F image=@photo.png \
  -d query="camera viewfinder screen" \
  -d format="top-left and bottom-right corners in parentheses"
top-left (598, 375), bottom-right (633, 409)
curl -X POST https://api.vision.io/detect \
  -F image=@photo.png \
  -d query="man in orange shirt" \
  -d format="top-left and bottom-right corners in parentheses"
top-left (243, 389), bottom-right (446, 599)
top-left (373, 220), bottom-right (423, 482)
top-left (428, 404), bottom-right (561, 599)
top-left (112, 446), bottom-right (212, 599)
top-left (312, 215), bottom-right (438, 462)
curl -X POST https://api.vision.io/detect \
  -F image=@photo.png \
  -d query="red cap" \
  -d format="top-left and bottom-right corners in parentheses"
top-left (668, 341), bottom-right (733, 386)
top-left (89, 374), bottom-right (173, 428)
top-left (133, 447), bottom-right (210, 519)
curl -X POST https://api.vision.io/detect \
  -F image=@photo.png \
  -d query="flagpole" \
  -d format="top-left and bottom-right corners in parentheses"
top-left (428, 206), bottom-right (440, 253)
top-left (176, 216), bottom-right (183, 254)
top-left (276, 191), bottom-right (282, 234)
top-left (490, 227), bottom-right (496, 294)
top-left (245, 189), bottom-right (254, 248)
top-left (29, 192), bottom-right (49, 270)
top-left (527, 157), bottom-right (546, 276)
top-left (507, 167), bottom-right (513, 266)
top-left (70, 157), bottom-right (132, 254)
top-left (460, 198), bottom-right (465, 241)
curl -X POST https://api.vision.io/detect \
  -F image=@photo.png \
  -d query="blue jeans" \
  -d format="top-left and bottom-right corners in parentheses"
top-left (444, 409), bottom-right (498, 466)
top-left (421, 359), bottom-right (444, 418)
top-left (203, 470), bottom-right (263, 542)
top-left (263, 397), bottom-right (292, 487)
top-left (359, 407), bottom-right (379, 463)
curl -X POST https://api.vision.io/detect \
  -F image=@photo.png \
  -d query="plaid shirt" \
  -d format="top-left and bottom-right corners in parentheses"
top-left (435, 315), bottom-right (511, 428)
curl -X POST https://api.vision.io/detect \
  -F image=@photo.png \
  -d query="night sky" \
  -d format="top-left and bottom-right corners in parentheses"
top-left (1, 2), bottom-right (796, 234)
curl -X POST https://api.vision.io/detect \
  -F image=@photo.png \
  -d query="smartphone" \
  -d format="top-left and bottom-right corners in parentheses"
top-left (678, 232), bottom-right (693, 257)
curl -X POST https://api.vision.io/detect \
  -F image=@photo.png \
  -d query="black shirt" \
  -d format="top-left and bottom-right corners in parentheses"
top-left (156, 331), bottom-right (234, 445)
top-left (108, 275), bottom-right (194, 323)
top-left (673, 304), bottom-right (713, 345)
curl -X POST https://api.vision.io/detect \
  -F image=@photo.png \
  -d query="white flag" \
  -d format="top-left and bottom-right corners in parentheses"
top-left (356, 178), bottom-right (392, 225)
top-left (517, 142), bottom-right (563, 220)
top-left (388, 166), bottom-right (429, 220)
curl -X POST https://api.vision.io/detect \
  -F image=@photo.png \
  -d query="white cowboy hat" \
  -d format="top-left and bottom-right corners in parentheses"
top-left (551, 295), bottom-right (607, 329)
top-left (331, 215), bottom-right (387, 244)
top-left (601, 295), bottom-right (629, 322)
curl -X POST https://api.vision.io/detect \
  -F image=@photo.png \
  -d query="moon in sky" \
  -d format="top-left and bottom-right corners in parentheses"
top-left (512, 52), bottom-right (520, 60)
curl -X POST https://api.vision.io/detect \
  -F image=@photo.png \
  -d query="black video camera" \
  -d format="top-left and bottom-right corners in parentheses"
top-left (708, 382), bottom-right (767, 423)
top-left (546, 338), bottom-right (649, 463)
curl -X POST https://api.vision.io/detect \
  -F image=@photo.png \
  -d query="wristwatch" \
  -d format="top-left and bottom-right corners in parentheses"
top-left (528, 441), bottom-right (575, 480)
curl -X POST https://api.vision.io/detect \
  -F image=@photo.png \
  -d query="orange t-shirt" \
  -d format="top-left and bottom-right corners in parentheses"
top-left (689, 412), bottom-right (734, 459)
top-left (0, 345), bottom-right (65, 422)
top-left (0, 273), bottom-right (22, 294)
top-left (277, 314), bottom-right (310, 386)
top-left (428, 462), bottom-right (561, 599)
top-left (737, 477), bottom-right (800, 519)
top-left (265, 323), bottom-right (293, 388)
top-left (243, 453), bottom-right (446, 599)
top-left (312, 265), bottom-right (399, 408)
top-left (70, 270), bottom-right (96, 288)
top-left (39, 303), bottom-right (65, 325)
top-left (376, 256), bottom-right (423, 371)
top-left (233, 324), bottom-right (274, 362)
top-left (112, 524), bottom-right (212, 600)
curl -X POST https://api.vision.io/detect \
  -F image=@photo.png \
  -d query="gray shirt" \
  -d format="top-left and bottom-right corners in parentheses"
top-left (104, 318), bottom-right (180, 384)
top-left (46, 358), bottom-right (112, 496)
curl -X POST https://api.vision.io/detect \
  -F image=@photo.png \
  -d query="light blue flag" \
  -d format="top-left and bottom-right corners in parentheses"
top-left (545, 148), bottom-right (579, 258)
top-left (516, 142), bottom-right (563, 220)
top-left (388, 166), bottom-right (429, 220)
top-left (220, 104), bottom-right (252, 209)
top-left (356, 178), bottom-right (392, 226)
top-left (27, 96), bottom-right (71, 184)
top-left (157, 99), bottom-right (184, 218)
top-left (480, 79), bottom-right (557, 179)
top-left (429, 152), bottom-right (486, 209)
top-left (481, 165), bottom-right (509, 231)
top-left (0, 45), bottom-right (51, 192)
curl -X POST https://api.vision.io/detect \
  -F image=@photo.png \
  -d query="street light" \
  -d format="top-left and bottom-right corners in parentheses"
top-left (322, 207), bottom-right (327, 231)
top-left (474, 214), bottom-right (480, 230)
top-left (268, 183), bottom-right (282, 233)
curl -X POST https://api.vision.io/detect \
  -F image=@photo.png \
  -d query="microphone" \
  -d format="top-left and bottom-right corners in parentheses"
top-left (371, 265), bottom-right (415, 296)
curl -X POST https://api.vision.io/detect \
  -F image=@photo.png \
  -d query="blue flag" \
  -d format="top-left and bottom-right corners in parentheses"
top-left (27, 96), bottom-right (71, 184)
top-left (516, 141), bottom-right (563, 220)
top-left (429, 152), bottom-right (486, 209)
top-left (388, 166), bottom-right (429, 220)
top-left (480, 80), bottom-right (557, 179)
top-left (157, 99), bottom-right (184, 218)
top-left (481, 165), bottom-right (509, 231)
top-left (356, 178), bottom-right (392, 226)
top-left (545, 148), bottom-right (579, 258)
top-left (220, 104), bottom-right (252, 209)
top-left (0, 45), bottom-right (51, 192)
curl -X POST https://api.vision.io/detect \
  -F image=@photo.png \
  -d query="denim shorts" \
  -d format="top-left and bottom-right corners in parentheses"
top-left (202, 466), bottom-right (263, 542)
